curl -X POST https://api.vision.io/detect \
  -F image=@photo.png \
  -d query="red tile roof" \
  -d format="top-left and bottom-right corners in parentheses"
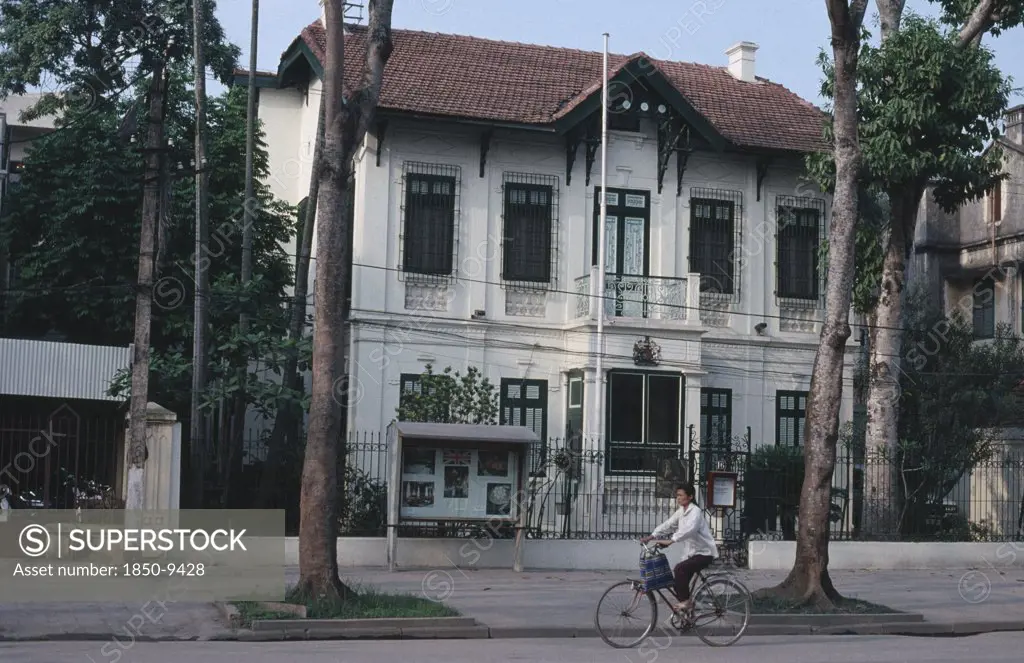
top-left (294, 21), bottom-right (828, 154)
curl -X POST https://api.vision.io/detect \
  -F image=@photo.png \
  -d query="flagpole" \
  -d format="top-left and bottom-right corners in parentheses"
top-left (596, 33), bottom-right (609, 419)
top-left (592, 32), bottom-right (610, 532)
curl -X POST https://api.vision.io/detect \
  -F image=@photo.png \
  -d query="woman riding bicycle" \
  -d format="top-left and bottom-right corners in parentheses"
top-left (640, 482), bottom-right (718, 615)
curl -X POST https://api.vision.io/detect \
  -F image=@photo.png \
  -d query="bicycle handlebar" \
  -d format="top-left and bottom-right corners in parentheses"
top-left (637, 538), bottom-right (668, 554)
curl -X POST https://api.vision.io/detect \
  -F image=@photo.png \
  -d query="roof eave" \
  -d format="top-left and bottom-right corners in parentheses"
top-left (551, 58), bottom-right (729, 151)
top-left (376, 108), bottom-right (558, 133)
top-left (229, 71), bottom-right (281, 88)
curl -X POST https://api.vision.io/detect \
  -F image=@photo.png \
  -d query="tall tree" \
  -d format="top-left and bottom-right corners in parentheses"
top-left (297, 0), bottom-right (395, 600)
top-left (755, 0), bottom-right (869, 609)
top-left (860, 0), bottom-right (1020, 535)
top-left (1, 83), bottom-right (299, 507)
top-left (0, 0), bottom-right (239, 508)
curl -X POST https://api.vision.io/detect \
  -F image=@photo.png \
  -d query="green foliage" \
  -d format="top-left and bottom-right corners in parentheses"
top-left (396, 364), bottom-right (499, 425)
top-left (0, 0), bottom-right (239, 119)
top-left (338, 466), bottom-right (387, 536)
top-left (812, 14), bottom-right (1010, 208)
top-left (936, 0), bottom-right (1024, 39)
top-left (2, 80), bottom-right (302, 420)
top-left (858, 13), bottom-right (1011, 211)
top-left (895, 283), bottom-right (1024, 535)
top-left (810, 12), bottom-right (1013, 318)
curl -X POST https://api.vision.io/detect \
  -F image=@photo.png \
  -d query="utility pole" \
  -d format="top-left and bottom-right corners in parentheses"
top-left (126, 63), bottom-right (168, 511)
top-left (230, 0), bottom-right (260, 508)
top-left (190, 0), bottom-right (211, 507)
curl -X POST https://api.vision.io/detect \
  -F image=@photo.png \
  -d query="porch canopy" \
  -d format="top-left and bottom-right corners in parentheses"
top-left (389, 421), bottom-right (539, 444)
top-left (385, 421), bottom-right (540, 572)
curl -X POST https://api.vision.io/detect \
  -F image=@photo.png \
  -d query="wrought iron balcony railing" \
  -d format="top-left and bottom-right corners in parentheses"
top-left (574, 272), bottom-right (695, 321)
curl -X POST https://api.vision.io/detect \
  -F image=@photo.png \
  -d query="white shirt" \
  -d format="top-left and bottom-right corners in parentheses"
top-left (650, 503), bottom-right (719, 560)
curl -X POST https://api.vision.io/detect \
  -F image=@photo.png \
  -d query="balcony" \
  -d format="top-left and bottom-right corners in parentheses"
top-left (574, 271), bottom-right (700, 322)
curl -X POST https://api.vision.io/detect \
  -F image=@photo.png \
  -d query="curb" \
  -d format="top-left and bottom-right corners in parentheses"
top-left (3, 619), bottom-right (1021, 642)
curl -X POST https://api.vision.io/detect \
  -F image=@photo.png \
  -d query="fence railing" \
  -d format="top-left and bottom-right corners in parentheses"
top-left (240, 431), bottom-right (1024, 545)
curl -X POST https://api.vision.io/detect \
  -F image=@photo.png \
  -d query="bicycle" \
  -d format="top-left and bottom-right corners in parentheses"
top-left (594, 539), bottom-right (751, 648)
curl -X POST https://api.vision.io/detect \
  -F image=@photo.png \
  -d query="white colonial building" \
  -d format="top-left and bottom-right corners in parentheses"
top-left (238, 15), bottom-right (858, 486)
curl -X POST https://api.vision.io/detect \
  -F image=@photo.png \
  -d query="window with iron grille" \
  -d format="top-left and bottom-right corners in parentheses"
top-left (776, 390), bottom-right (807, 447)
top-left (700, 388), bottom-right (732, 447)
top-left (776, 196), bottom-right (824, 303)
top-left (688, 188), bottom-right (742, 298)
top-left (400, 162), bottom-right (461, 280)
top-left (973, 277), bottom-right (995, 339)
top-left (501, 173), bottom-right (559, 288)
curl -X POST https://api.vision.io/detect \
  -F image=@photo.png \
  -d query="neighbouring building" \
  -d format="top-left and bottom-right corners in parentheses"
top-left (1, 93), bottom-right (56, 307)
top-left (911, 105), bottom-right (1024, 338)
top-left (236, 13), bottom-right (861, 544)
top-left (907, 105), bottom-right (1024, 538)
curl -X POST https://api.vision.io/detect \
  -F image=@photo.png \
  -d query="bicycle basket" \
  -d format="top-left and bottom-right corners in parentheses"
top-left (639, 549), bottom-right (674, 591)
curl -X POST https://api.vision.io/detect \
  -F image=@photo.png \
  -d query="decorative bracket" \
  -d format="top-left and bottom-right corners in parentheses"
top-left (479, 130), bottom-right (492, 178)
top-left (375, 119), bottom-right (388, 167)
top-left (584, 136), bottom-right (600, 186)
top-left (756, 158), bottom-right (771, 201)
top-left (677, 148), bottom-right (691, 197)
top-left (566, 132), bottom-right (582, 186)
top-left (657, 114), bottom-right (691, 196)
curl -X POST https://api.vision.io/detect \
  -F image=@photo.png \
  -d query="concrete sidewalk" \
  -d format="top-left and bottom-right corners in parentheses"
top-left (1, 566), bottom-right (1020, 641)
top-left (336, 566), bottom-right (1024, 631)
top-left (0, 601), bottom-right (231, 642)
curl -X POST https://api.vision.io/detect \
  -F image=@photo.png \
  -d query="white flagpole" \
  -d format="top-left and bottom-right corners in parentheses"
top-left (592, 33), bottom-right (610, 532)
top-left (595, 33), bottom-right (609, 418)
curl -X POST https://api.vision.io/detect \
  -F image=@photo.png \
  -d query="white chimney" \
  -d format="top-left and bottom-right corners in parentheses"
top-left (726, 42), bottom-right (758, 83)
top-left (320, 0), bottom-right (327, 27)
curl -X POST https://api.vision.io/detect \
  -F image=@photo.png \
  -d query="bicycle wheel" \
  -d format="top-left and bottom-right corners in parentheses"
top-left (690, 575), bottom-right (751, 647)
top-left (594, 579), bottom-right (658, 648)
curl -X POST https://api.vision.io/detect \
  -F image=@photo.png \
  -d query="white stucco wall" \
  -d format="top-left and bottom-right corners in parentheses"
top-left (279, 537), bottom-right (1024, 571)
top-left (253, 80), bottom-right (858, 460)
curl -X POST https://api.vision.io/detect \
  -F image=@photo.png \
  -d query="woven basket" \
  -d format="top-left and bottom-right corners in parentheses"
top-left (639, 549), bottom-right (674, 591)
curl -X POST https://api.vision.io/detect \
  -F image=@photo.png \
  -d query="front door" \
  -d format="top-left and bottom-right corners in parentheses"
top-left (592, 187), bottom-right (651, 317)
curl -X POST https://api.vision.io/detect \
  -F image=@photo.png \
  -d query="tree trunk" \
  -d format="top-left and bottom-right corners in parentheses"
top-left (258, 93), bottom-right (325, 509)
top-left (859, 0), bottom-right (1006, 537)
top-left (189, 0), bottom-right (211, 508)
top-left (758, 0), bottom-right (867, 609)
top-left (296, 0), bottom-right (394, 601)
top-left (862, 187), bottom-right (925, 536)
top-left (859, 0), bottom-right (905, 540)
top-left (125, 64), bottom-right (167, 511)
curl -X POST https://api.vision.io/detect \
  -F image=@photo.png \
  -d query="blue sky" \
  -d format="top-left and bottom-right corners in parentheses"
top-left (212, 0), bottom-right (1023, 108)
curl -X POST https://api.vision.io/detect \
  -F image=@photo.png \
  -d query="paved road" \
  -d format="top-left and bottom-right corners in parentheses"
top-left (332, 566), bottom-right (1024, 629)
top-left (3, 633), bottom-right (1023, 663)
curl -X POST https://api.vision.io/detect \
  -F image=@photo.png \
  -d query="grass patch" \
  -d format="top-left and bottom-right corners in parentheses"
top-left (751, 595), bottom-right (902, 615)
top-left (233, 580), bottom-right (460, 627)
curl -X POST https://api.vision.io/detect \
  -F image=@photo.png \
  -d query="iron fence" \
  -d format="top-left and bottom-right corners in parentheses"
top-left (0, 397), bottom-right (122, 509)
top-left (240, 430), bottom-right (1024, 551)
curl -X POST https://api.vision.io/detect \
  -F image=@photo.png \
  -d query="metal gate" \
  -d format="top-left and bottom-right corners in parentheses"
top-left (0, 397), bottom-right (122, 508)
top-left (688, 431), bottom-right (752, 567)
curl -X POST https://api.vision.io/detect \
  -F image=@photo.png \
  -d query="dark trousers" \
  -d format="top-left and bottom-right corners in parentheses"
top-left (673, 554), bottom-right (714, 601)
